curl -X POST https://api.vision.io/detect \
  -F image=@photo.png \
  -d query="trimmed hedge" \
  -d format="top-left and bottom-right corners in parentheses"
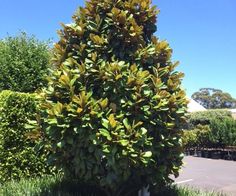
top-left (183, 110), bottom-right (236, 149)
top-left (210, 117), bottom-right (236, 148)
top-left (0, 90), bottom-right (53, 183)
top-left (0, 32), bottom-right (51, 92)
top-left (188, 109), bottom-right (232, 127)
top-left (182, 125), bottom-right (211, 148)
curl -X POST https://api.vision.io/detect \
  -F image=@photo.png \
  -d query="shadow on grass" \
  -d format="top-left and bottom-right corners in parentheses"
top-left (0, 176), bottom-right (224, 196)
top-left (40, 180), bottom-right (179, 196)
top-left (40, 179), bottom-right (106, 196)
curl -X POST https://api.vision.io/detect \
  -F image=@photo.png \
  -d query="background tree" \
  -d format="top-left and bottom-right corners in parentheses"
top-left (0, 32), bottom-right (51, 92)
top-left (192, 88), bottom-right (236, 109)
top-left (37, 0), bottom-right (187, 195)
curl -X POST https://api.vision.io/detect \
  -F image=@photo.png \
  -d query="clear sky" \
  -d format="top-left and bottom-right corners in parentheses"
top-left (0, 0), bottom-right (235, 98)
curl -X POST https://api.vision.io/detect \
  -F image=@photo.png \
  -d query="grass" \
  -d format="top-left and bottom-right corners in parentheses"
top-left (0, 175), bottom-right (226, 196)
top-left (156, 185), bottom-right (225, 196)
top-left (0, 175), bottom-right (106, 196)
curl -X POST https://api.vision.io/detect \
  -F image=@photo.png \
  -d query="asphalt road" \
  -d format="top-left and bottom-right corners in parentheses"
top-left (175, 156), bottom-right (236, 196)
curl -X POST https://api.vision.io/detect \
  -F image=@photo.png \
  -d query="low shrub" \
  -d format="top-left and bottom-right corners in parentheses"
top-left (0, 90), bottom-right (53, 183)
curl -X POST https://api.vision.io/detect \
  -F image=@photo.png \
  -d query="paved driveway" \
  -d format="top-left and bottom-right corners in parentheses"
top-left (175, 156), bottom-right (236, 196)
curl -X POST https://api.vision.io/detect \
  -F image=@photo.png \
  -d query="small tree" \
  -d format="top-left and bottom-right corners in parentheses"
top-left (39, 0), bottom-right (187, 195)
top-left (0, 32), bottom-right (51, 92)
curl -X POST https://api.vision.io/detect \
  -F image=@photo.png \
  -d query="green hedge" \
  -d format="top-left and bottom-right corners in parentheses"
top-left (210, 117), bottom-right (236, 148)
top-left (188, 109), bottom-right (232, 127)
top-left (0, 90), bottom-right (53, 183)
top-left (183, 110), bottom-right (236, 148)
top-left (182, 125), bottom-right (211, 148)
top-left (0, 32), bottom-right (50, 93)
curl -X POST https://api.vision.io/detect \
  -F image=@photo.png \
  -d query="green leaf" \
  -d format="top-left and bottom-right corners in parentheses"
top-left (47, 118), bottom-right (57, 125)
top-left (166, 122), bottom-right (175, 129)
top-left (140, 127), bottom-right (147, 135)
top-left (123, 118), bottom-right (131, 130)
top-left (102, 118), bottom-right (109, 129)
top-left (25, 123), bottom-right (37, 129)
top-left (143, 151), bottom-right (152, 158)
top-left (99, 128), bottom-right (112, 141)
top-left (131, 153), bottom-right (138, 157)
top-left (57, 141), bottom-right (64, 148)
top-left (103, 147), bottom-right (110, 153)
top-left (118, 61), bottom-right (125, 66)
top-left (120, 140), bottom-right (129, 146)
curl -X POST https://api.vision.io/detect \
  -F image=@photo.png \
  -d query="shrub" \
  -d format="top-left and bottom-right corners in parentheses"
top-left (209, 117), bottom-right (236, 148)
top-left (0, 32), bottom-right (51, 92)
top-left (188, 109), bottom-right (232, 127)
top-left (182, 130), bottom-right (198, 149)
top-left (182, 125), bottom-right (211, 148)
top-left (0, 90), bottom-right (53, 183)
top-left (184, 110), bottom-right (236, 148)
top-left (36, 0), bottom-right (187, 195)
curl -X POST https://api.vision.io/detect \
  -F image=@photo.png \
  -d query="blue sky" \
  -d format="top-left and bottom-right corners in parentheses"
top-left (0, 0), bottom-right (235, 98)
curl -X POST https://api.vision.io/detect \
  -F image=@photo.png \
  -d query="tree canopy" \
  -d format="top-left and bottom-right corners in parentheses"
top-left (192, 88), bottom-right (236, 109)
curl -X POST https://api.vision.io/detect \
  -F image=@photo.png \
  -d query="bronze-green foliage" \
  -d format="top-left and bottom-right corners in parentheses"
top-left (0, 32), bottom-right (51, 93)
top-left (0, 91), bottom-right (53, 183)
top-left (36, 0), bottom-right (187, 195)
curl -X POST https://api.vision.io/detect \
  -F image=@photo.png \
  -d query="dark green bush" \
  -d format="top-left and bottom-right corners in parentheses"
top-left (0, 90), bottom-right (53, 183)
top-left (209, 117), bottom-right (236, 148)
top-left (0, 32), bottom-right (51, 92)
top-left (35, 0), bottom-right (187, 195)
